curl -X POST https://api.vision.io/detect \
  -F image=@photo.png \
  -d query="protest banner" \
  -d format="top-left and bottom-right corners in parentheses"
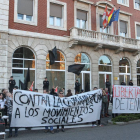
top-left (113, 85), bottom-right (140, 113)
top-left (11, 89), bottom-right (102, 127)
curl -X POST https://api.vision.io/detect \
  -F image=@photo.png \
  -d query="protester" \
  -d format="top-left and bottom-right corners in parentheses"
top-left (44, 88), bottom-right (56, 134)
top-left (102, 90), bottom-right (108, 117)
top-left (9, 76), bottom-right (16, 93)
top-left (121, 80), bottom-right (126, 86)
top-left (43, 77), bottom-right (49, 90)
top-left (105, 79), bottom-right (111, 94)
top-left (92, 87), bottom-right (102, 127)
top-left (65, 89), bottom-right (73, 97)
top-left (129, 80), bottom-right (133, 86)
top-left (6, 92), bottom-right (18, 137)
top-left (0, 93), bottom-right (5, 121)
top-left (33, 89), bottom-right (38, 92)
top-left (57, 90), bottom-right (65, 132)
top-left (75, 80), bottom-right (81, 94)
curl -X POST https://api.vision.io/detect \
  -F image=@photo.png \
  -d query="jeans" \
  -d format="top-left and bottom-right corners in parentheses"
top-left (9, 114), bottom-right (18, 135)
top-left (102, 102), bottom-right (108, 116)
top-left (45, 126), bottom-right (53, 131)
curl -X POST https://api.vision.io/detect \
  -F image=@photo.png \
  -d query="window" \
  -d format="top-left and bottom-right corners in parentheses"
top-left (100, 15), bottom-right (109, 33)
top-left (47, 0), bottom-right (67, 31)
top-left (136, 24), bottom-right (140, 39)
top-left (50, 3), bottom-right (63, 27)
top-left (135, 0), bottom-right (140, 9)
top-left (98, 55), bottom-right (112, 90)
top-left (76, 9), bottom-right (87, 29)
top-left (75, 53), bottom-right (91, 92)
top-left (120, 20), bottom-right (127, 37)
top-left (117, 0), bottom-right (129, 6)
top-left (14, 0), bottom-right (38, 26)
top-left (12, 47), bottom-right (36, 89)
top-left (119, 58), bottom-right (131, 85)
top-left (46, 51), bottom-right (65, 92)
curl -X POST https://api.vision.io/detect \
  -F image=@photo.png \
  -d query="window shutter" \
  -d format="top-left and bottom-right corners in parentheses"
top-left (137, 25), bottom-right (140, 37)
top-left (120, 21), bottom-right (127, 33)
top-left (50, 3), bottom-right (62, 18)
top-left (18, 0), bottom-right (33, 16)
top-left (77, 9), bottom-right (87, 21)
top-left (100, 15), bottom-right (103, 28)
top-left (135, 0), bottom-right (140, 4)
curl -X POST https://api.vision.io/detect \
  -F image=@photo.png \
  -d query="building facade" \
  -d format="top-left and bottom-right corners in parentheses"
top-left (1, 0), bottom-right (140, 93)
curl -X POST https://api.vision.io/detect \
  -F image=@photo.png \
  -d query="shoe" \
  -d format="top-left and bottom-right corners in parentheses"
top-left (99, 124), bottom-right (103, 127)
top-left (44, 130), bottom-right (49, 133)
top-left (13, 134), bottom-right (18, 137)
top-left (50, 130), bottom-right (54, 134)
top-left (61, 129), bottom-right (65, 132)
top-left (8, 134), bottom-right (12, 138)
top-left (92, 124), bottom-right (97, 127)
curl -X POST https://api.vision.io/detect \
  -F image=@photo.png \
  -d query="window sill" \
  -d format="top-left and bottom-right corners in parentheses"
top-left (117, 2), bottom-right (129, 7)
top-left (47, 25), bottom-right (67, 31)
top-left (14, 19), bottom-right (37, 26)
top-left (134, 7), bottom-right (140, 11)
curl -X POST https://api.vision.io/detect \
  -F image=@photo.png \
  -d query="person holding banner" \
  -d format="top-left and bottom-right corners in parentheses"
top-left (121, 80), bottom-right (126, 86)
top-left (6, 92), bottom-right (18, 138)
top-left (75, 80), bottom-right (81, 94)
top-left (57, 90), bottom-right (65, 132)
top-left (43, 77), bottom-right (49, 90)
top-left (44, 88), bottom-right (55, 134)
top-left (129, 80), bottom-right (133, 86)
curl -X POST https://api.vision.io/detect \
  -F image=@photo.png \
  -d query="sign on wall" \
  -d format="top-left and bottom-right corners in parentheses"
top-left (11, 89), bottom-right (102, 127)
top-left (113, 85), bottom-right (140, 113)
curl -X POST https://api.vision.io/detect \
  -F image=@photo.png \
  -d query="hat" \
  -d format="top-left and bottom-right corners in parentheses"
top-left (10, 76), bottom-right (13, 78)
top-left (45, 77), bottom-right (47, 79)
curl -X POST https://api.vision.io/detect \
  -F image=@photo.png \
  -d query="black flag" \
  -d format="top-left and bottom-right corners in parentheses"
top-left (19, 80), bottom-right (24, 90)
top-left (68, 64), bottom-right (85, 75)
top-left (49, 46), bottom-right (57, 65)
top-left (24, 67), bottom-right (30, 90)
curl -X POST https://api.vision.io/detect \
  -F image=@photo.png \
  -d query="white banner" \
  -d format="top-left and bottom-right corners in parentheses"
top-left (11, 89), bottom-right (102, 127)
top-left (113, 85), bottom-right (140, 113)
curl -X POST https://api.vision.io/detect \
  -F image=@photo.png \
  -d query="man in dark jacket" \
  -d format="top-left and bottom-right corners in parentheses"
top-left (9, 76), bottom-right (16, 93)
top-left (43, 77), bottom-right (49, 90)
top-left (75, 80), bottom-right (81, 94)
top-left (105, 79), bottom-right (111, 94)
top-left (121, 80), bottom-right (126, 86)
top-left (129, 80), bottom-right (133, 86)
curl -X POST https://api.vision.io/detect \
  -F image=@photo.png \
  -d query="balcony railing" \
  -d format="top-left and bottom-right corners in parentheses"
top-left (69, 27), bottom-right (140, 51)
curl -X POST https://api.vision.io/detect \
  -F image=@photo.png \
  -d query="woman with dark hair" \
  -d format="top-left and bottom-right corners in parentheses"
top-left (65, 89), bottom-right (72, 97)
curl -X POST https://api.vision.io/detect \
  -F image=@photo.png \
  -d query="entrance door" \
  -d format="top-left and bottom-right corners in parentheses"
top-left (99, 73), bottom-right (112, 90)
top-left (75, 72), bottom-right (90, 93)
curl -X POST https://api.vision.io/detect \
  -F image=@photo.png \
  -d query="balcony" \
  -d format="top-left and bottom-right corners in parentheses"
top-left (69, 27), bottom-right (140, 56)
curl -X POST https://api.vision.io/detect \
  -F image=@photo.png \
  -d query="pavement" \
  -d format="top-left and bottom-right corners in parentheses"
top-left (3, 103), bottom-right (140, 140)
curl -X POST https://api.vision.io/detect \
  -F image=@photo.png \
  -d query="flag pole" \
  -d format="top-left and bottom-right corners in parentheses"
top-left (115, 7), bottom-right (120, 35)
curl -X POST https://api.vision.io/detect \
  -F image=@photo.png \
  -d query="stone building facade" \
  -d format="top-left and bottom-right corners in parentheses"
top-left (1, 0), bottom-right (140, 93)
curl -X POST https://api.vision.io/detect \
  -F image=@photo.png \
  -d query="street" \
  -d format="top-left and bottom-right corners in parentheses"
top-left (5, 122), bottom-right (140, 140)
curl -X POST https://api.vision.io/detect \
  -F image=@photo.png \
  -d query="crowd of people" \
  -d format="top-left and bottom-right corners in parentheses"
top-left (0, 76), bottom-right (134, 138)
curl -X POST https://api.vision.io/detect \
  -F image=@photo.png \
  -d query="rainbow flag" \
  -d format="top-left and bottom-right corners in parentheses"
top-left (108, 8), bottom-right (114, 24)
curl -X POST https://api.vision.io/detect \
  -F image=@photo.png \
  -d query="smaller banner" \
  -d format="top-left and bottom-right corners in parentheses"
top-left (113, 85), bottom-right (140, 113)
top-left (11, 89), bottom-right (102, 127)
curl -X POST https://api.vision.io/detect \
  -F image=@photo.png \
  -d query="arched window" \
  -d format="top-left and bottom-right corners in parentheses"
top-left (74, 53), bottom-right (91, 92)
top-left (12, 47), bottom-right (36, 89)
top-left (137, 60), bottom-right (140, 86)
top-left (119, 57), bottom-right (131, 85)
top-left (46, 50), bottom-right (65, 92)
top-left (98, 55), bottom-right (112, 90)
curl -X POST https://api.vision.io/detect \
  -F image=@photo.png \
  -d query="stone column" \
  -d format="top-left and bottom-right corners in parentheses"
top-left (131, 62), bottom-right (137, 86)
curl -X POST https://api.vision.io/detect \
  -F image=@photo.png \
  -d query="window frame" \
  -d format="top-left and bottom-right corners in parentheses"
top-left (47, 0), bottom-right (67, 31)
top-left (134, 0), bottom-right (140, 11)
top-left (117, 0), bottom-right (129, 7)
top-left (14, 0), bottom-right (38, 26)
top-left (119, 20), bottom-right (129, 38)
top-left (135, 22), bottom-right (140, 39)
